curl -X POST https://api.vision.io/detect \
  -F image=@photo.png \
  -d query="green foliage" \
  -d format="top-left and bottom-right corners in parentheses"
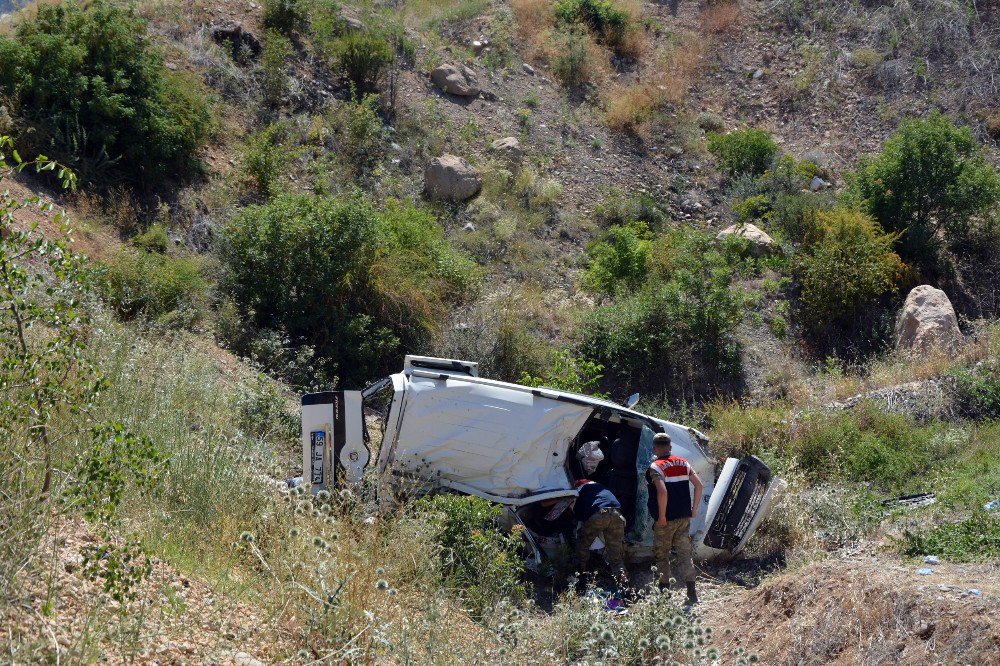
top-left (582, 221), bottom-right (652, 295)
top-left (242, 122), bottom-right (289, 197)
top-left (0, 1), bottom-right (212, 185)
top-left (219, 194), bottom-right (478, 388)
top-left (321, 94), bottom-right (384, 171)
top-left (329, 30), bottom-right (395, 96)
top-left (593, 189), bottom-right (669, 229)
top-left (707, 128), bottom-right (779, 179)
top-left (81, 536), bottom-right (153, 603)
top-left (949, 360), bottom-right (1000, 419)
top-left (795, 208), bottom-right (904, 338)
top-left (901, 511), bottom-right (1000, 562)
top-left (795, 403), bottom-right (939, 494)
top-left (847, 111), bottom-right (1000, 267)
top-left (101, 246), bottom-right (210, 329)
top-left (72, 422), bottom-right (166, 524)
top-left (520, 350), bottom-right (609, 397)
top-left (262, 0), bottom-right (308, 34)
top-left (552, 28), bottom-right (592, 87)
top-left (555, 0), bottom-right (630, 51)
top-left (259, 30), bottom-right (295, 106)
top-left (414, 494), bottom-right (525, 618)
top-left (582, 229), bottom-right (745, 397)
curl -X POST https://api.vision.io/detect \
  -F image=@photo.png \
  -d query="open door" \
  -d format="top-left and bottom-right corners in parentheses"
top-left (301, 391), bottom-right (370, 494)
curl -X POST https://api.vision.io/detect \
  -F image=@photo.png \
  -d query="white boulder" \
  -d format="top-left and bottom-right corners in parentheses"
top-left (895, 285), bottom-right (964, 354)
top-left (717, 223), bottom-right (775, 258)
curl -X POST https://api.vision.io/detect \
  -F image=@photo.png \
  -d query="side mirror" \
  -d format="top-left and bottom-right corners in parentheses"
top-left (624, 393), bottom-right (640, 409)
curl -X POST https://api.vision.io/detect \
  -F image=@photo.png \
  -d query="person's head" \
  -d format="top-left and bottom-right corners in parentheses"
top-left (653, 432), bottom-right (672, 456)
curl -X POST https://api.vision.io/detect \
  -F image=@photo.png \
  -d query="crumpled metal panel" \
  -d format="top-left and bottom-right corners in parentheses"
top-left (392, 375), bottom-right (592, 498)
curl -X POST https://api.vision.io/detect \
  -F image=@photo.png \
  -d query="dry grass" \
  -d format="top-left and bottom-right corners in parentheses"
top-left (705, 558), bottom-right (1000, 665)
top-left (512, 0), bottom-right (554, 43)
top-left (701, 0), bottom-right (743, 35)
top-left (603, 35), bottom-right (707, 138)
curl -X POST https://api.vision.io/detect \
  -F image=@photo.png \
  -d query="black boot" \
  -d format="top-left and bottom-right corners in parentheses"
top-left (685, 581), bottom-right (698, 606)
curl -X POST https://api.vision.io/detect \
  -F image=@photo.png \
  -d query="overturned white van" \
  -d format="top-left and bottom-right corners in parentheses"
top-left (302, 356), bottom-right (784, 561)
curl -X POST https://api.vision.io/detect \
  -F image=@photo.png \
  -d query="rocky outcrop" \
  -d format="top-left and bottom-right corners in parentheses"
top-left (717, 223), bottom-right (776, 258)
top-left (430, 64), bottom-right (480, 97)
top-left (424, 155), bottom-right (481, 201)
top-left (895, 285), bottom-right (964, 354)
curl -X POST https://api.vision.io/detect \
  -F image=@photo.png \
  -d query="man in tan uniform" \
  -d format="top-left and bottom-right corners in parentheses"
top-left (647, 433), bottom-right (704, 605)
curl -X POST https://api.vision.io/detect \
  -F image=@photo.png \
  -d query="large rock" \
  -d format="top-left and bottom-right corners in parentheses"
top-left (717, 223), bottom-right (775, 258)
top-left (490, 137), bottom-right (522, 166)
top-left (424, 155), bottom-right (481, 201)
top-left (896, 285), bottom-right (964, 354)
top-left (431, 63), bottom-right (480, 97)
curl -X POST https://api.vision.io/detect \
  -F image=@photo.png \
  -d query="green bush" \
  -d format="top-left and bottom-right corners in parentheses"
top-left (219, 194), bottom-right (479, 388)
top-left (101, 246), bottom-right (209, 329)
top-left (795, 208), bottom-right (904, 340)
top-left (414, 494), bottom-right (525, 619)
top-left (794, 404), bottom-right (939, 494)
top-left (593, 189), bottom-right (668, 229)
top-left (555, 0), bottom-right (630, 51)
top-left (582, 221), bottom-right (652, 295)
top-left (520, 350), bottom-right (608, 397)
top-left (847, 111), bottom-right (1000, 268)
top-left (582, 229), bottom-right (745, 397)
top-left (259, 30), bottom-right (294, 107)
top-left (901, 511), bottom-right (1000, 562)
top-left (262, 0), bottom-right (308, 34)
top-left (552, 28), bottom-right (592, 87)
top-left (329, 30), bottom-right (395, 96)
top-left (0, 1), bottom-right (212, 185)
top-left (949, 360), bottom-right (1000, 419)
top-left (707, 128), bottom-right (779, 178)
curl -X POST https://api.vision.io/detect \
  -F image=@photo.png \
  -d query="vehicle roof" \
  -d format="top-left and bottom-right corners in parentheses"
top-left (398, 367), bottom-right (695, 434)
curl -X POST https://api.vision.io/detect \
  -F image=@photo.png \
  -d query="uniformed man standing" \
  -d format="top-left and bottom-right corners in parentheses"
top-left (647, 432), bottom-right (704, 605)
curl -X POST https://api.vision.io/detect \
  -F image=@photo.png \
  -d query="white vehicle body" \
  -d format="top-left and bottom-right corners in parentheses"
top-left (303, 356), bottom-right (784, 560)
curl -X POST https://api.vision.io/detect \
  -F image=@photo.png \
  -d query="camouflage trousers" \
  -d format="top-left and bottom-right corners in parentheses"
top-left (653, 518), bottom-right (696, 585)
top-left (575, 508), bottom-right (626, 574)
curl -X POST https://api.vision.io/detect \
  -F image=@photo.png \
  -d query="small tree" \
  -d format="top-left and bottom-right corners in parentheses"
top-left (582, 221), bottom-right (652, 296)
top-left (331, 31), bottom-right (395, 97)
top-left (847, 111), bottom-right (1000, 267)
top-left (707, 128), bottom-right (779, 179)
top-left (0, 0), bottom-right (212, 185)
top-left (795, 208), bottom-right (905, 346)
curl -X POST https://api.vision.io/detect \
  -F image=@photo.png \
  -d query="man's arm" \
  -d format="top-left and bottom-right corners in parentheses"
top-left (654, 475), bottom-right (668, 526)
top-left (690, 471), bottom-right (704, 519)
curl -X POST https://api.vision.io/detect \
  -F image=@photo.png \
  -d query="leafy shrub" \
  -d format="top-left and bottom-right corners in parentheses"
top-left (552, 28), bottom-right (595, 87)
top-left (582, 221), bottom-right (652, 295)
top-left (262, 0), bottom-right (307, 34)
top-left (582, 230), bottom-right (745, 397)
top-left (593, 189), bottom-right (669, 228)
top-left (259, 30), bottom-right (295, 106)
top-left (219, 194), bottom-right (478, 388)
top-left (707, 128), bottom-right (778, 178)
top-left (795, 208), bottom-right (905, 341)
top-left (847, 111), bottom-right (1000, 268)
top-left (949, 360), bottom-right (1000, 419)
top-left (414, 494), bottom-right (525, 619)
top-left (901, 511), bottom-right (1000, 562)
top-left (330, 30), bottom-right (395, 96)
top-left (101, 246), bottom-right (210, 329)
top-left (242, 122), bottom-right (289, 197)
top-left (555, 0), bottom-right (630, 51)
top-left (795, 404), bottom-right (939, 494)
top-left (0, 1), bottom-right (212, 185)
top-left (520, 350), bottom-right (608, 397)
